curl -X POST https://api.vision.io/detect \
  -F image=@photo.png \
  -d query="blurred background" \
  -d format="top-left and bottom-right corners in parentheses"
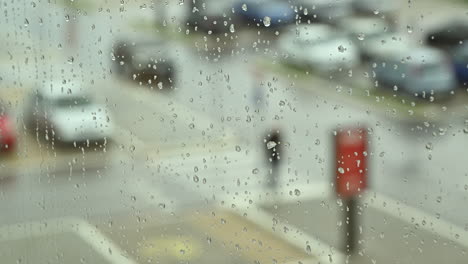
top-left (1, 0), bottom-right (468, 263)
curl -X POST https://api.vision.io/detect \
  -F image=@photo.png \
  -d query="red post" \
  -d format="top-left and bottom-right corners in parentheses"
top-left (335, 126), bottom-right (368, 198)
top-left (334, 126), bottom-right (368, 254)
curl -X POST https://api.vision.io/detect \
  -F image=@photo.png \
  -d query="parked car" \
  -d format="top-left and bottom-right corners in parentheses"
top-left (290, 0), bottom-right (354, 23)
top-left (425, 20), bottom-right (468, 50)
top-left (368, 42), bottom-right (456, 100)
top-left (450, 43), bottom-right (468, 84)
top-left (353, 0), bottom-right (399, 15)
top-left (277, 24), bottom-right (360, 72)
top-left (234, 0), bottom-right (295, 28)
top-left (364, 33), bottom-right (413, 62)
top-left (337, 17), bottom-right (392, 59)
top-left (26, 81), bottom-right (114, 144)
top-left (185, 0), bottom-right (237, 35)
top-left (112, 37), bottom-right (175, 89)
top-left (0, 104), bottom-right (16, 153)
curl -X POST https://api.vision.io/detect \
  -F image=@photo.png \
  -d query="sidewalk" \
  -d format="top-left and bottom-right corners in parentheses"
top-left (261, 196), bottom-right (467, 264)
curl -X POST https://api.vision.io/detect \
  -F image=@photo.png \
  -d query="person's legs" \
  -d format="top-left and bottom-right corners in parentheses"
top-left (266, 162), bottom-right (279, 190)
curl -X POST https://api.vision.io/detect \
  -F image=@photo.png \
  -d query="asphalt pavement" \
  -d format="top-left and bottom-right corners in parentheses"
top-left (262, 196), bottom-right (467, 264)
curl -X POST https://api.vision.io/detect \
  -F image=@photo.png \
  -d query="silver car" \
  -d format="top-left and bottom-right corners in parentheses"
top-left (370, 45), bottom-right (456, 100)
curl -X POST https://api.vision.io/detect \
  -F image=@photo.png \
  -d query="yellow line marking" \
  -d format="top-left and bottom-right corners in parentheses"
top-left (190, 210), bottom-right (312, 264)
top-left (139, 236), bottom-right (203, 261)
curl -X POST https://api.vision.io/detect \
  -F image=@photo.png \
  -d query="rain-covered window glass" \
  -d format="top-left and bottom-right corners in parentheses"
top-left (1, 0), bottom-right (468, 263)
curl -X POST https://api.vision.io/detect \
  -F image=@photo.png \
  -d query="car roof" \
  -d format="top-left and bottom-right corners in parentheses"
top-left (407, 48), bottom-right (446, 64)
top-left (287, 24), bottom-right (335, 42)
top-left (37, 81), bottom-right (89, 100)
top-left (117, 34), bottom-right (166, 48)
top-left (372, 39), bottom-right (445, 65)
top-left (367, 33), bottom-right (412, 56)
top-left (338, 17), bottom-right (389, 36)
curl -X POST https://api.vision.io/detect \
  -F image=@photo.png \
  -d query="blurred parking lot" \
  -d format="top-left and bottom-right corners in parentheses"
top-left (1, 0), bottom-right (468, 263)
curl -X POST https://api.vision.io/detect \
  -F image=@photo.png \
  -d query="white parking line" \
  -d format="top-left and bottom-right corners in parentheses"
top-left (0, 217), bottom-right (138, 264)
top-left (233, 202), bottom-right (345, 264)
top-left (221, 182), bottom-right (468, 263)
top-left (71, 218), bottom-right (138, 264)
top-left (363, 191), bottom-right (468, 248)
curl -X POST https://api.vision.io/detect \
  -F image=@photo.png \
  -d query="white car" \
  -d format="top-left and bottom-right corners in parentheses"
top-left (337, 17), bottom-right (391, 58)
top-left (353, 0), bottom-right (399, 15)
top-left (27, 81), bottom-right (113, 144)
top-left (291, 0), bottom-right (354, 22)
top-left (364, 33), bottom-right (413, 61)
top-left (278, 24), bottom-right (360, 72)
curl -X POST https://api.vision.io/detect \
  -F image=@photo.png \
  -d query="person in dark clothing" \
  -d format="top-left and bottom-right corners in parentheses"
top-left (263, 129), bottom-right (282, 190)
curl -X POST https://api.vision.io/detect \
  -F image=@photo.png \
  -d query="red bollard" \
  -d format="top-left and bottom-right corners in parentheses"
top-left (334, 126), bottom-right (369, 254)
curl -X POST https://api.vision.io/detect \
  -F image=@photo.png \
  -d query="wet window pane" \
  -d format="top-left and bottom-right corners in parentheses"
top-left (0, 0), bottom-right (467, 263)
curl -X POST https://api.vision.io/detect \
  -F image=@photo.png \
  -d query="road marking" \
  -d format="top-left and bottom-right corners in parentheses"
top-left (139, 235), bottom-right (203, 260)
top-left (218, 182), bottom-right (344, 264)
top-left (72, 218), bottom-right (139, 264)
top-left (230, 182), bottom-right (468, 261)
top-left (363, 191), bottom-right (468, 249)
top-left (192, 209), bottom-right (313, 264)
top-left (0, 217), bottom-right (138, 264)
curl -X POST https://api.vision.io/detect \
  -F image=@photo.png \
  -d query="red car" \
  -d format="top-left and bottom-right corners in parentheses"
top-left (0, 108), bottom-right (16, 153)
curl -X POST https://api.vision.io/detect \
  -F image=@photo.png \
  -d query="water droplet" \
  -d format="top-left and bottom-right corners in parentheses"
top-left (193, 175), bottom-right (199, 183)
top-left (436, 196), bottom-right (442, 203)
top-left (130, 195), bottom-right (136, 202)
top-left (235, 145), bottom-right (241, 152)
top-left (338, 45), bottom-right (346, 53)
top-left (407, 25), bottom-right (413, 34)
top-left (294, 189), bottom-right (301, 196)
top-left (229, 24), bottom-right (235, 33)
top-left (241, 3), bottom-right (248, 11)
top-left (252, 168), bottom-right (259, 174)
top-left (159, 203), bottom-right (166, 209)
top-left (425, 143), bottom-right (433, 150)
top-left (194, 166), bottom-right (199, 172)
top-left (266, 141), bottom-right (277, 149)
top-left (263, 16), bottom-right (271, 27)
top-left (306, 245), bottom-right (312, 254)
top-left (207, 237), bottom-right (212, 244)
top-left (357, 33), bottom-right (365, 41)
top-left (314, 139), bottom-right (320, 145)
top-left (338, 167), bottom-right (345, 174)
top-left (463, 128), bottom-right (468, 134)
top-left (189, 123), bottom-right (195, 129)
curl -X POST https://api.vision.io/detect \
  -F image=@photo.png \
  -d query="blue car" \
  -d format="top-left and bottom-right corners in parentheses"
top-left (451, 43), bottom-right (468, 84)
top-left (235, 0), bottom-right (295, 28)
